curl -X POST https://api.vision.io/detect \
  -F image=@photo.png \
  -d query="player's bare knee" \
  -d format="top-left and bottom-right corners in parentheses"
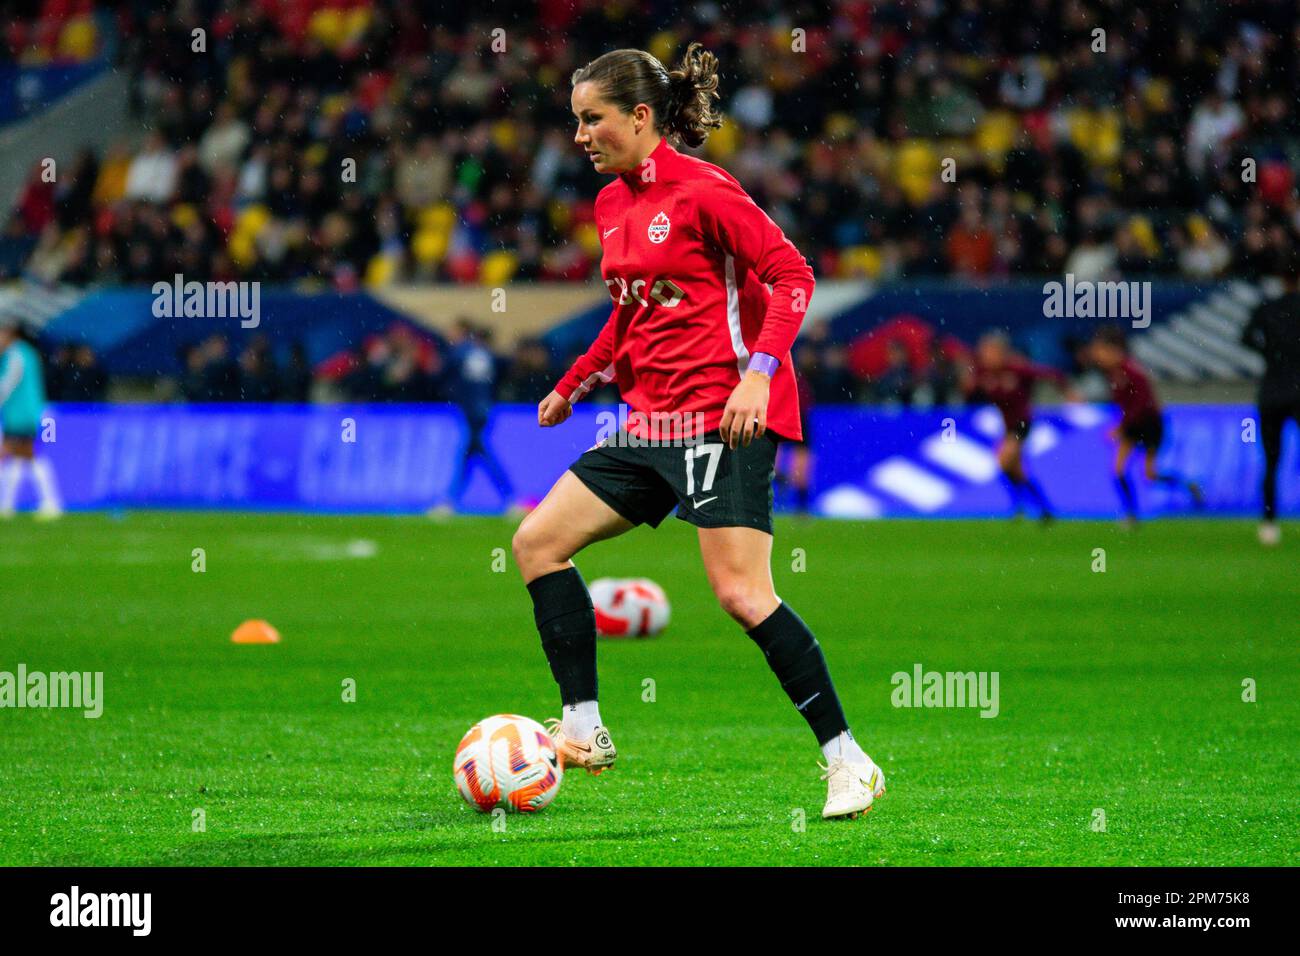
top-left (513, 518), bottom-right (576, 580)
top-left (715, 582), bottom-right (773, 629)
top-left (511, 520), bottom-right (546, 575)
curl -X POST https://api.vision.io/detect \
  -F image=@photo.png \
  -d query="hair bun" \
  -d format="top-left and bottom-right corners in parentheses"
top-left (570, 44), bottom-right (723, 150)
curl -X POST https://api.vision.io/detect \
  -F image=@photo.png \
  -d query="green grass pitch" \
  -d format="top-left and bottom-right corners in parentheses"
top-left (0, 513), bottom-right (1295, 866)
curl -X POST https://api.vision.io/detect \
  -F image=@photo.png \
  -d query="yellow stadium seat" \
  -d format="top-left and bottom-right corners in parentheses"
top-left (648, 31), bottom-right (678, 66)
top-left (575, 221), bottom-right (601, 257)
top-left (548, 200), bottom-right (571, 234)
top-left (824, 113), bottom-right (857, 143)
top-left (1142, 78), bottom-right (1172, 112)
top-left (412, 229), bottom-right (448, 266)
top-left (308, 9), bottom-right (346, 49)
top-left (303, 143), bottom-right (329, 168)
top-left (418, 202), bottom-right (457, 233)
top-left (365, 254), bottom-right (398, 287)
top-left (894, 140), bottom-right (939, 205)
top-left (92, 158), bottom-right (130, 206)
top-left (1186, 215), bottom-right (1210, 243)
top-left (320, 93), bottom-right (350, 118)
top-left (703, 118), bottom-right (738, 161)
top-left (236, 205), bottom-right (272, 238)
top-left (171, 204), bottom-right (198, 229)
top-left (491, 120), bottom-right (517, 152)
top-left (344, 7), bottom-right (372, 41)
top-left (480, 250), bottom-right (519, 286)
top-left (1094, 112), bottom-right (1121, 165)
top-left (1067, 109), bottom-right (1122, 167)
top-left (837, 246), bottom-right (883, 280)
top-left (228, 233), bottom-right (256, 268)
top-left (57, 17), bottom-right (98, 61)
top-left (1127, 216), bottom-right (1160, 256)
top-left (975, 111), bottom-right (1017, 159)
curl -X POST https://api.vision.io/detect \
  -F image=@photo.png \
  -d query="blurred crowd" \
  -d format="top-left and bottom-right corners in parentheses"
top-left (40, 314), bottom-right (1015, 411)
top-left (320, 319), bottom-right (560, 405)
top-left (43, 318), bottom-right (603, 405)
top-left (326, 318), bottom-right (975, 410)
top-left (3, 0), bottom-right (1298, 291)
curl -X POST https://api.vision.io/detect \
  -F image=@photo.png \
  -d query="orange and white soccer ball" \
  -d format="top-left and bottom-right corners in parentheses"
top-left (590, 577), bottom-right (670, 637)
top-left (453, 714), bottom-right (563, 813)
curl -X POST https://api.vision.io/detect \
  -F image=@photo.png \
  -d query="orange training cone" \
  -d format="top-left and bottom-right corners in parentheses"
top-left (231, 619), bottom-right (281, 644)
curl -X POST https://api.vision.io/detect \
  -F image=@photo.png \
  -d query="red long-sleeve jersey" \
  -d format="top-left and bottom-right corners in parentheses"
top-left (1105, 357), bottom-right (1161, 424)
top-left (967, 357), bottom-right (1069, 431)
top-left (553, 138), bottom-right (815, 442)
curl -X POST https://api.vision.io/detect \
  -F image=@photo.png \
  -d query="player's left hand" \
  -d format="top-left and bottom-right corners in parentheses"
top-left (720, 371), bottom-right (770, 449)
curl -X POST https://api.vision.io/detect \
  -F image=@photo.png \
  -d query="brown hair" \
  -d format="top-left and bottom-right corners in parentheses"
top-left (1093, 325), bottom-right (1129, 352)
top-left (571, 42), bottom-right (723, 149)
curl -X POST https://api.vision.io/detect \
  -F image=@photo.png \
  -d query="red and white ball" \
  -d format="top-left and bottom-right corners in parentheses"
top-left (590, 577), bottom-right (670, 638)
top-left (453, 714), bottom-right (563, 813)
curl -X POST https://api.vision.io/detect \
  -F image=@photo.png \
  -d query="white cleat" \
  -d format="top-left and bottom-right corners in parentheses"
top-left (34, 506), bottom-right (63, 522)
top-left (821, 756), bottom-right (886, 820)
top-left (1258, 522), bottom-right (1281, 547)
top-left (544, 718), bottom-right (617, 775)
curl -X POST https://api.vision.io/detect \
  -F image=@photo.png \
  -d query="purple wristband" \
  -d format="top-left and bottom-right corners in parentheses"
top-left (747, 352), bottom-right (780, 377)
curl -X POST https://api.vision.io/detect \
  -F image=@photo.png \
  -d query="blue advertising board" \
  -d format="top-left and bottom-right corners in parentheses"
top-left (7, 403), bottom-right (1296, 518)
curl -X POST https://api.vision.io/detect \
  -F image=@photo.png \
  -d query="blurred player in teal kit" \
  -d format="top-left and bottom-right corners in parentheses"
top-left (0, 321), bottom-right (62, 519)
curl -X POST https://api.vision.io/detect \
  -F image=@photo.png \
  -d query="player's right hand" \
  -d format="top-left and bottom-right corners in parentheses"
top-left (538, 390), bottom-right (573, 427)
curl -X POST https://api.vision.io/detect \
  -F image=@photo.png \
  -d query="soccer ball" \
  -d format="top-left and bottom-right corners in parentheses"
top-left (590, 577), bottom-right (670, 637)
top-left (453, 714), bottom-right (563, 813)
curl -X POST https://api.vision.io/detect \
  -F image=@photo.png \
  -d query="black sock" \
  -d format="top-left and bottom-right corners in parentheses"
top-left (1263, 468), bottom-right (1278, 522)
top-left (1001, 472), bottom-right (1024, 513)
top-left (1021, 476), bottom-right (1052, 516)
top-left (1115, 474), bottom-right (1137, 516)
top-left (746, 602), bottom-right (848, 745)
top-left (527, 567), bottom-right (597, 706)
top-left (1154, 471), bottom-right (1196, 494)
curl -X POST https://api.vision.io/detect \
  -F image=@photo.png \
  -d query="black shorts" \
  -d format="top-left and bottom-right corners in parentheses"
top-left (568, 428), bottom-right (779, 534)
top-left (1007, 418), bottom-right (1032, 442)
top-left (1121, 413), bottom-right (1164, 449)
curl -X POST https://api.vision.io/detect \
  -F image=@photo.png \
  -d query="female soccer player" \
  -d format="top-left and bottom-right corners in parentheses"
top-left (1088, 326), bottom-right (1203, 526)
top-left (961, 331), bottom-right (1076, 523)
top-left (511, 45), bottom-right (885, 820)
top-left (0, 321), bottom-right (62, 519)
